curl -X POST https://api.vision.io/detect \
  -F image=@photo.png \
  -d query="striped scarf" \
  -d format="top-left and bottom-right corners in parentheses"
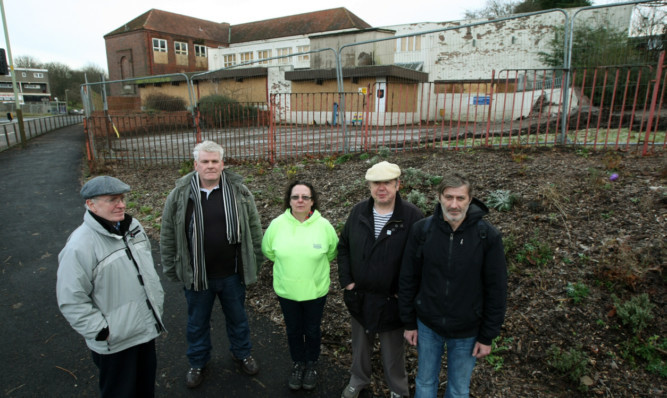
top-left (189, 171), bottom-right (240, 291)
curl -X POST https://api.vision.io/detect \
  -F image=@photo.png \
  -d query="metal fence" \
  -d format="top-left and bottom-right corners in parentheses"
top-left (82, 1), bottom-right (666, 166)
top-left (0, 114), bottom-right (84, 152)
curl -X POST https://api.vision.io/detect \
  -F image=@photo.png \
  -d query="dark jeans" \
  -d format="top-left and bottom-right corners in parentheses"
top-left (90, 339), bottom-right (156, 398)
top-left (184, 274), bottom-right (252, 367)
top-left (278, 295), bottom-right (327, 363)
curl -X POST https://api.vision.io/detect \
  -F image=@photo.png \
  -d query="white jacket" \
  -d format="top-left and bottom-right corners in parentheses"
top-left (57, 211), bottom-right (165, 354)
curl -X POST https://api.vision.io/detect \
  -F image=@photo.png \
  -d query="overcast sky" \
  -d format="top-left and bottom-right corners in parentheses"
top-left (0, 0), bottom-right (624, 71)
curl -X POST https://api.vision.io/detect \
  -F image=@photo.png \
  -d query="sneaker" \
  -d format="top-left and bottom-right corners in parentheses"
top-left (302, 361), bottom-right (317, 390)
top-left (389, 392), bottom-right (403, 398)
top-left (185, 367), bottom-right (205, 388)
top-left (234, 355), bottom-right (260, 375)
top-left (288, 361), bottom-right (305, 390)
top-left (341, 383), bottom-right (360, 398)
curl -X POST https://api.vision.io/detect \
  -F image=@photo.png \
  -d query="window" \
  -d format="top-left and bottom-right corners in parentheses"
top-left (21, 72), bottom-right (27, 77)
top-left (33, 72), bottom-right (44, 78)
top-left (399, 36), bottom-right (421, 52)
top-left (0, 83), bottom-right (12, 88)
top-left (297, 46), bottom-right (310, 62)
top-left (257, 49), bottom-right (271, 65)
top-left (152, 38), bottom-right (167, 52)
top-left (277, 47), bottom-right (292, 64)
top-left (174, 41), bottom-right (188, 55)
top-left (24, 84), bottom-right (41, 89)
top-left (195, 44), bottom-right (207, 58)
top-left (240, 51), bottom-right (253, 64)
top-left (223, 54), bottom-right (236, 67)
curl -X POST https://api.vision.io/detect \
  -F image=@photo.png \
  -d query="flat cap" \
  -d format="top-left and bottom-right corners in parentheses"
top-left (80, 176), bottom-right (130, 199)
top-left (365, 161), bottom-right (401, 181)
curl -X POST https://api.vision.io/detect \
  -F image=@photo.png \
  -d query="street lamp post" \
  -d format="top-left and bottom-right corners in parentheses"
top-left (65, 89), bottom-right (69, 113)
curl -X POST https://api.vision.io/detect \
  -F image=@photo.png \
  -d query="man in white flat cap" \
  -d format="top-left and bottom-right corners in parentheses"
top-left (338, 161), bottom-right (424, 398)
top-left (57, 176), bottom-right (165, 398)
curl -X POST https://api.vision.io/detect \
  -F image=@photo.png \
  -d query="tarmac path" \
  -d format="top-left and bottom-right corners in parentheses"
top-left (0, 125), bottom-right (351, 397)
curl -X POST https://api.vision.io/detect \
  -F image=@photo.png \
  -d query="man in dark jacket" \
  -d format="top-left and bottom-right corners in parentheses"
top-left (399, 172), bottom-right (507, 398)
top-left (338, 161), bottom-right (423, 398)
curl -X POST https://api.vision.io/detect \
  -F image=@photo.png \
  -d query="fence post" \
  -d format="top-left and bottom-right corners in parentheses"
top-left (642, 50), bottom-right (665, 156)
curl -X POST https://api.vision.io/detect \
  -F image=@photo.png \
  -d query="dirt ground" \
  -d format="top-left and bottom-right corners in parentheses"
top-left (104, 146), bottom-right (666, 397)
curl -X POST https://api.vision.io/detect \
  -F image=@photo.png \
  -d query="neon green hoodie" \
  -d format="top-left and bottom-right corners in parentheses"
top-left (261, 209), bottom-right (338, 301)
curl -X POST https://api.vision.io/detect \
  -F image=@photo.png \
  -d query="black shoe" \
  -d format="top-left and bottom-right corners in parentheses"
top-left (185, 367), bottom-right (205, 388)
top-left (234, 355), bottom-right (259, 375)
top-left (288, 361), bottom-right (305, 390)
top-left (302, 361), bottom-right (317, 390)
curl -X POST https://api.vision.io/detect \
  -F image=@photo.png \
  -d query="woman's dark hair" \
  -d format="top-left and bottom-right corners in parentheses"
top-left (283, 181), bottom-right (319, 211)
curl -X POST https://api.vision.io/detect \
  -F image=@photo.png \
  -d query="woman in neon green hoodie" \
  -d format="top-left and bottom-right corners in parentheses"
top-left (261, 181), bottom-right (339, 392)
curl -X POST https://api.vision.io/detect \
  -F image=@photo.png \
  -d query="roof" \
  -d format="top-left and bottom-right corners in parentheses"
top-left (104, 9), bottom-right (230, 43)
top-left (228, 8), bottom-right (371, 44)
top-left (285, 65), bottom-right (429, 82)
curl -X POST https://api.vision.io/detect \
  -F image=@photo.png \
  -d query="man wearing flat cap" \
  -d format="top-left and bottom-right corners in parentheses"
top-left (338, 161), bottom-right (423, 398)
top-left (57, 176), bottom-right (165, 398)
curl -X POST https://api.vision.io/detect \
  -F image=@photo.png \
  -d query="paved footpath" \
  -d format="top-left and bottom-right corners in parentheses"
top-left (0, 125), bottom-right (356, 397)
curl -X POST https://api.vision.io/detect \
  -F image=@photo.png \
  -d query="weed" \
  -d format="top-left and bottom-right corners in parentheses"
top-left (621, 335), bottom-right (667, 377)
top-left (485, 336), bottom-right (513, 371)
top-left (602, 151), bottom-right (622, 170)
top-left (178, 159), bottom-right (194, 176)
top-left (140, 205), bottom-right (153, 214)
top-left (286, 165), bottom-right (298, 179)
top-left (547, 344), bottom-right (589, 383)
top-left (359, 153), bottom-right (371, 160)
top-left (335, 154), bottom-right (353, 164)
top-left (377, 146), bottom-right (391, 158)
top-left (515, 233), bottom-right (552, 267)
top-left (576, 148), bottom-right (590, 158)
top-left (126, 201), bottom-right (137, 209)
top-left (486, 189), bottom-right (517, 212)
top-left (612, 293), bottom-right (655, 334)
top-left (510, 151), bottom-right (528, 163)
top-left (566, 282), bottom-right (589, 304)
top-left (601, 211), bottom-right (613, 219)
top-left (401, 168), bottom-right (440, 191)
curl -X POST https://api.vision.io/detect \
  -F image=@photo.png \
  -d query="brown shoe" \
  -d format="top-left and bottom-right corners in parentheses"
top-left (185, 367), bottom-right (205, 388)
top-left (234, 355), bottom-right (259, 375)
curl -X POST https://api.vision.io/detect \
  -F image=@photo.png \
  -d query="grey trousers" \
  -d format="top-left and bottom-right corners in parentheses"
top-left (347, 317), bottom-right (410, 397)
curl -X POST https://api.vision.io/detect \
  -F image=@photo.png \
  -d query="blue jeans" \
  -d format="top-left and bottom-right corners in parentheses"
top-left (278, 295), bottom-right (327, 363)
top-left (184, 274), bottom-right (252, 368)
top-left (415, 319), bottom-right (477, 398)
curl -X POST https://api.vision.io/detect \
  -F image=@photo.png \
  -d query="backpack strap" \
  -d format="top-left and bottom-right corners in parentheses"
top-left (477, 219), bottom-right (490, 253)
top-left (415, 215), bottom-right (433, 259)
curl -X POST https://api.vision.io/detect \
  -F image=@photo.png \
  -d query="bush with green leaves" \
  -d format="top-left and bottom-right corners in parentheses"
top-left (198, 94), bottom-right (258, 127)
top-left (612, 293), bottom-right (655, 334)
top-left (405, 190), bottom-right (431, 215)
top-left (401, 167), bottom-right (442, 190)
top-left (486, 189), bottom-right (517, 212)
top-left (547, 344), bottom-right (589, 383)
top-left (566, 282), bottom-right (589, 304)
top-left (144, 93), bottom-right (187, 112)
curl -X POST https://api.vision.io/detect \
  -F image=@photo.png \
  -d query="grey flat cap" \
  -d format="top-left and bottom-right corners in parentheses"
top-left (80, 176), bottom-right (130, 199)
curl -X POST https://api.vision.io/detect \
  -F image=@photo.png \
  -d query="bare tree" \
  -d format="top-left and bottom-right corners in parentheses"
top-left (465, 0), bottom-right (518, 19)
top-left (13, 55), bottom-right (43, 68)
top-left (631, 1), bottom-right (666, 52)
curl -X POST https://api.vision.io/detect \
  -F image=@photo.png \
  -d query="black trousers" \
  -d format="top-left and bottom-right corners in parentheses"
top-left (91, 339), bottom-right (157, 398)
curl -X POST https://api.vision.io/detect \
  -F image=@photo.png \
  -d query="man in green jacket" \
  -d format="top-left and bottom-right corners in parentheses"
top-left (160, 140), bottom-right (264, 388)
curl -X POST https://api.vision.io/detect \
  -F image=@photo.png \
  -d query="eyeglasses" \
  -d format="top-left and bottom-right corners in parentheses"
top-left (290, 195), bottom-right (312, 201)
top-left (99, 196), bottom-right (126, 205)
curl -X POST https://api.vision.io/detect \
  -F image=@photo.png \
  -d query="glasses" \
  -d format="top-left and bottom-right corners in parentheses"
top-left (290, 195), bottom-right (312, 201)
top-left (99, 196), bottom-right (126, 205)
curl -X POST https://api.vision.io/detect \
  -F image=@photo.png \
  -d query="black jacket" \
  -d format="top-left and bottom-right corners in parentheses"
top-left (398, 199), bottom-right (507, 345)
top-left (338, 193), bottom-right (423, 333)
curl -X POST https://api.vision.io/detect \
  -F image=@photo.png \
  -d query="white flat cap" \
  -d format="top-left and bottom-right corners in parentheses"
top-left (80, 176), bottom-right (130, 199)
top-left (365, 161), bottom-right (401, 181)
